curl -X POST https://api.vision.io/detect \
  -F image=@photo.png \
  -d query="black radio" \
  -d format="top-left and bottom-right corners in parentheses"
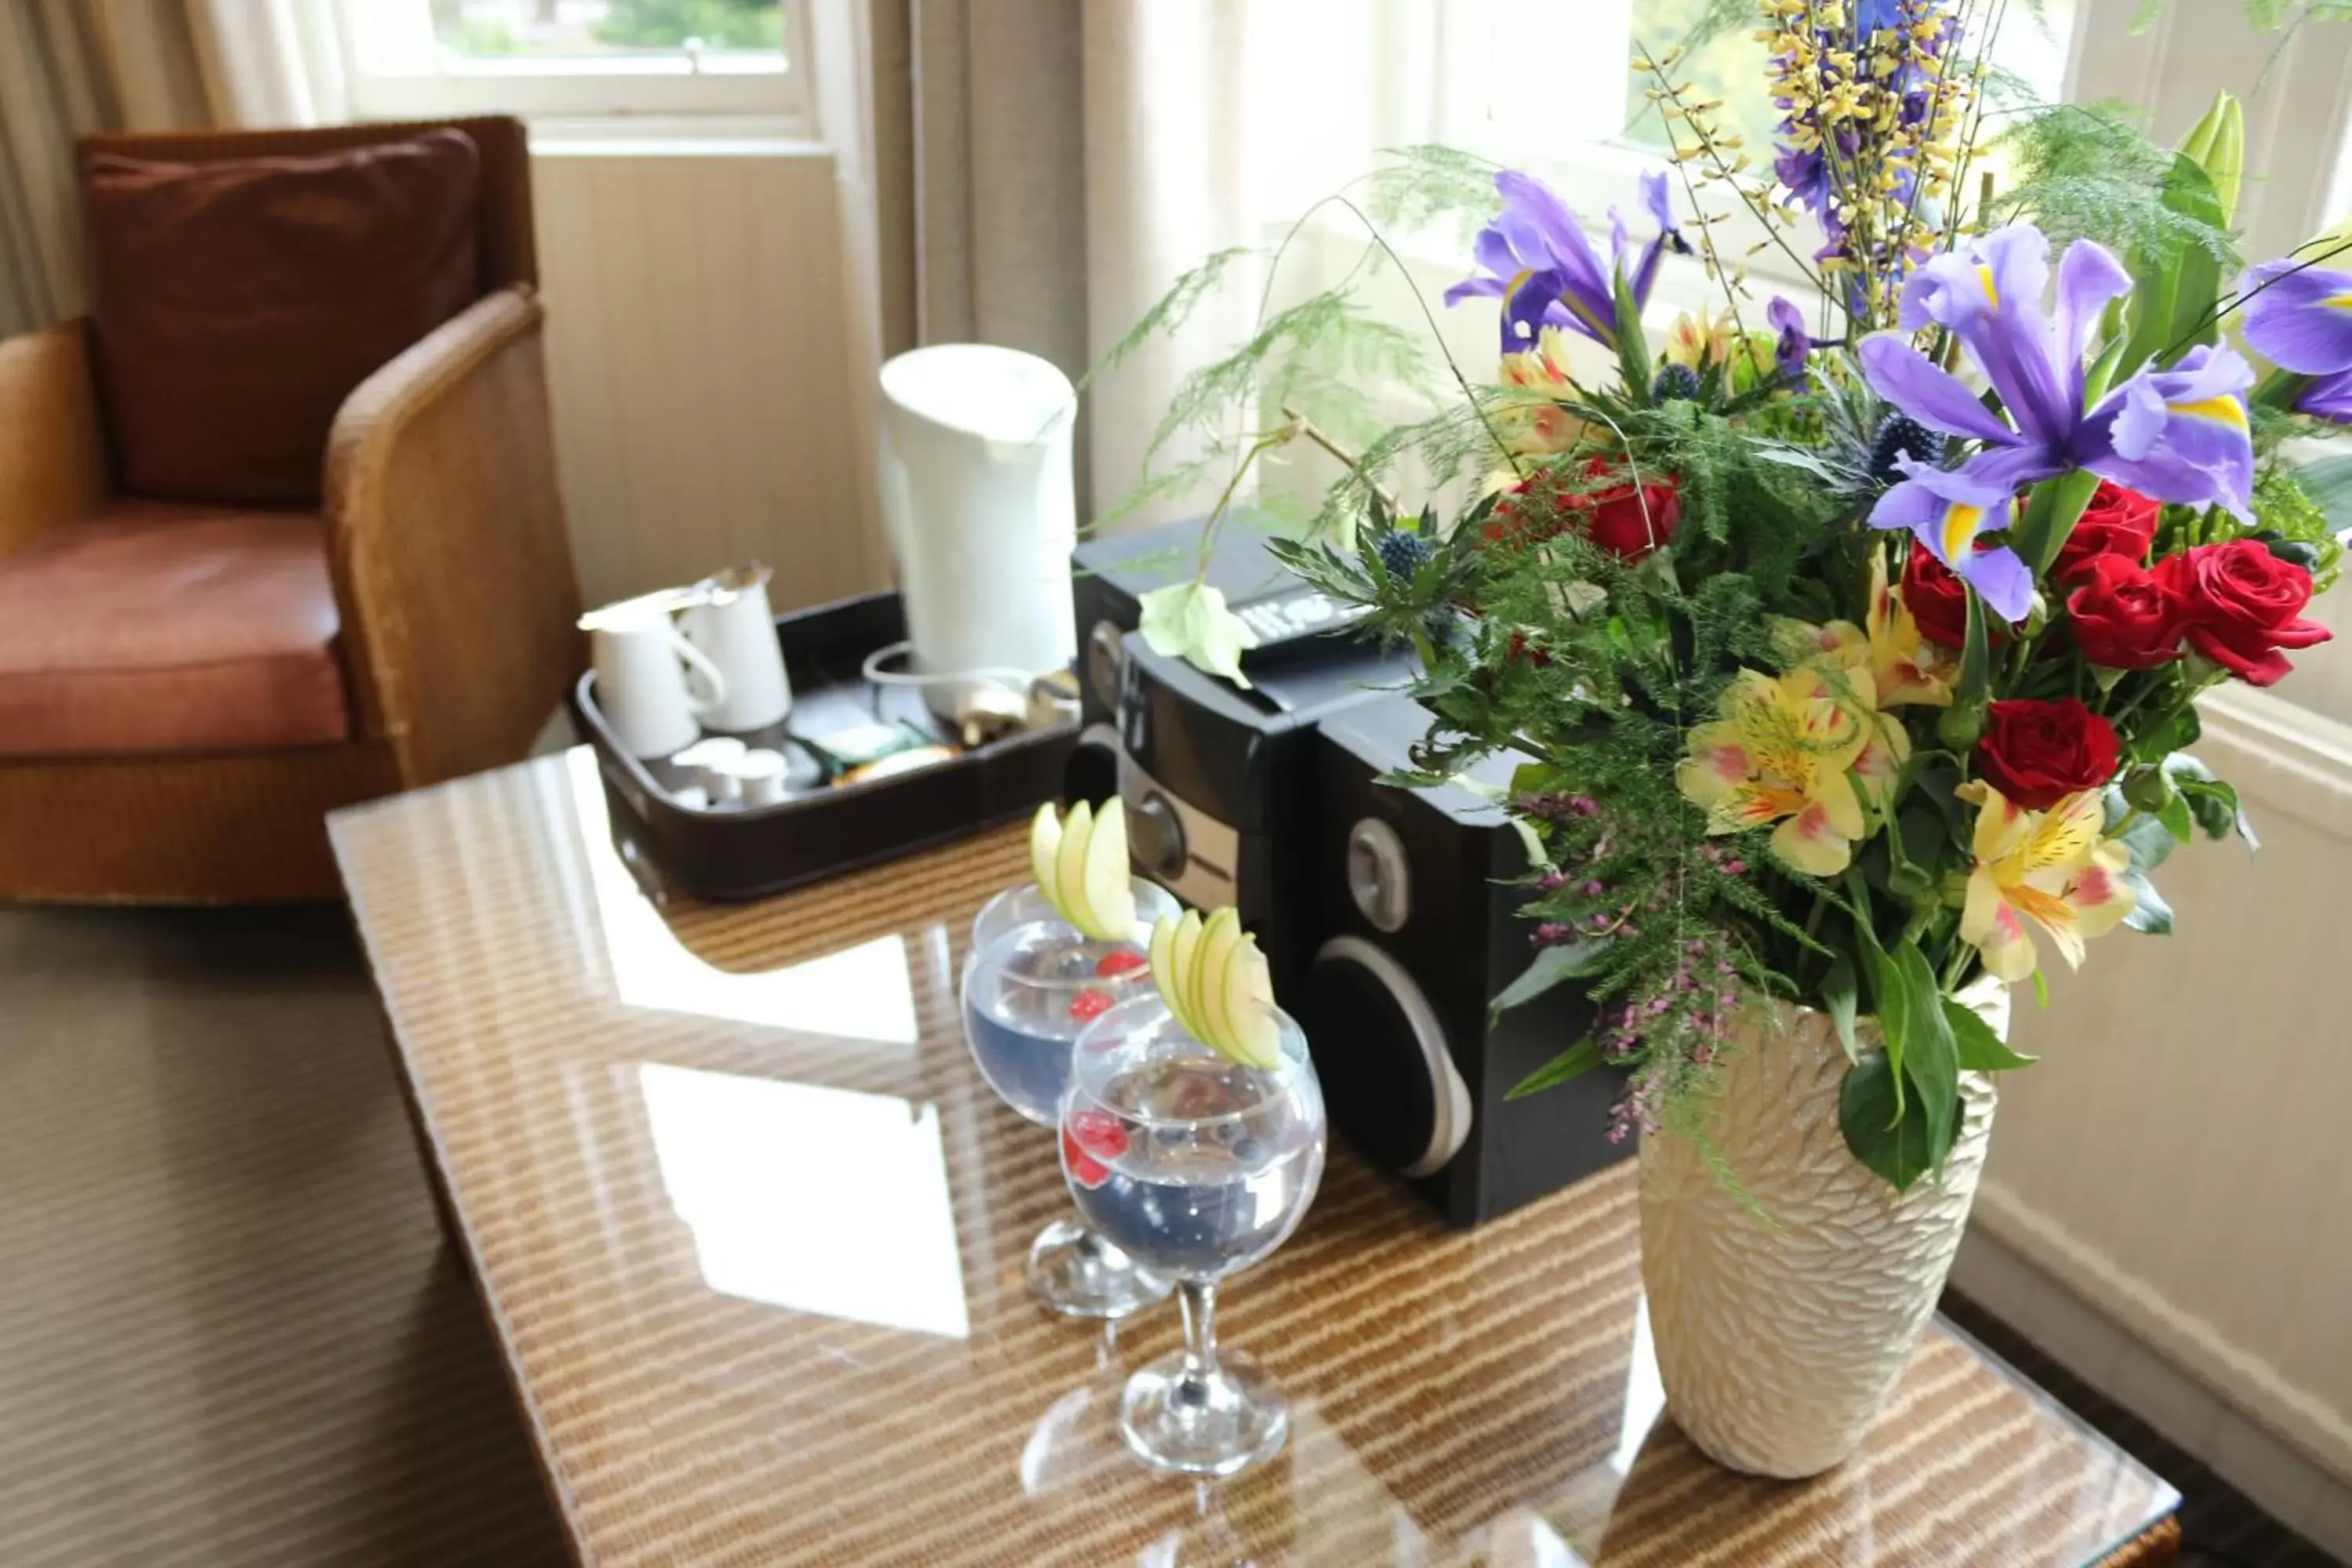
top-left (1062, 524), bottom-right (1629, 1226)
top-left (1299, 695), bottom-right (1632, 1227)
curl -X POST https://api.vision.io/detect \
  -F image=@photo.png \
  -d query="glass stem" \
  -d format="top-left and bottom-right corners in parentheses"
top-left (1177, 1278), bottom-right (1221, 1390)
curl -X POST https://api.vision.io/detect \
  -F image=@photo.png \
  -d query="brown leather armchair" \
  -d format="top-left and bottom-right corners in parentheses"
top-left (0, 118), bottom-right (582, 902)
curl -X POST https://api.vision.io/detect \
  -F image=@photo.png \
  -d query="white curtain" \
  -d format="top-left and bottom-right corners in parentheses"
top-left (1073, 0), bottom-right (1672, 530)
top-left (0, 0), bottom-right (220, 338)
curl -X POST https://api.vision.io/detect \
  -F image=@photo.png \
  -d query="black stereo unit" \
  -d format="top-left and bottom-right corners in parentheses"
top-left (1107, 622), bottom-right (1406, 999)
top-left (1297, 695), bottom-right (1633, 1227)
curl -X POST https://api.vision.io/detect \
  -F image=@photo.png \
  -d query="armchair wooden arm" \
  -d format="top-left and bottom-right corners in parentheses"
top-left (0, 320), bottom-right (108, 564)
top-left (325, 286), bottom-right (583, 785)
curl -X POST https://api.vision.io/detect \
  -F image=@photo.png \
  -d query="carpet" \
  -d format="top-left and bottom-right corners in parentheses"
top-left (0, 902), bottom-right (567, 1567)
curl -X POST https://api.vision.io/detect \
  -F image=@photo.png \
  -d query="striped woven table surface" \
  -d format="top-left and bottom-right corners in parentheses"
top-left (330, 749), bottom-right (2179, 1567)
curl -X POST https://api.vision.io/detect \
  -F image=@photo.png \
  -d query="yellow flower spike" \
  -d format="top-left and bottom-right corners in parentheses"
top-left (1954, 783), bottom-right (2139, 984)
top-left (1817, 549), bottom-right (1955, 708)
top-left (1676, 666), bottom-right (1876, 877)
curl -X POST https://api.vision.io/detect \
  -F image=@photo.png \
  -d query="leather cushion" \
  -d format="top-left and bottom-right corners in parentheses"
top-left (82, 129), bottom-right (481, 505)
top-left (0, 501), bottom-right (350, 757)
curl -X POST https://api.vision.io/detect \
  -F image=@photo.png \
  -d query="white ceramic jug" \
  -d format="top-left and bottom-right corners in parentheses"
top-left (878, 344), bottom-right (1077, 720)
top-left (583, 590), bottom-right (728, 760)
top-left (680, 561), bottom-right (792, 732)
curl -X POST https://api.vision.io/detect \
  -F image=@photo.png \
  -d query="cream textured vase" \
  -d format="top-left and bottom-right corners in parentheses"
top-left (1639, 982), bottom-right (2009, 1479)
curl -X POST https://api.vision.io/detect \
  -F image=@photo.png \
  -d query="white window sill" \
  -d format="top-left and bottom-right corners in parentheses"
top-left (525, 115), bottom-right (825, 157)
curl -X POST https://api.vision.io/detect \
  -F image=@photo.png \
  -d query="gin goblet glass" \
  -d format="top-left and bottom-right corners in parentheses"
top-left (1062, 992), bottom-right (1327, 1476)
top-left (962, 878), bottom-right (1180, 1318)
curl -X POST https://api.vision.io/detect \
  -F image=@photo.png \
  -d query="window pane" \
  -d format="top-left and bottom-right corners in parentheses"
top-left (431, 0), bottom-right (784, 59)
top-left (1624, 2), bottom-right (2078, 158)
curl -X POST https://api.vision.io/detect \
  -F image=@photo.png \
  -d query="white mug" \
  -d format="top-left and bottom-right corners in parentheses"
top-left (584, 593), bottom-right (729, 760)
top-left (681, 561), bottom-right (792, 732)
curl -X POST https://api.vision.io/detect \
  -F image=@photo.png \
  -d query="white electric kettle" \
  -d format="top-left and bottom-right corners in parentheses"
top-left (582, 588), bottom-right (728, 760)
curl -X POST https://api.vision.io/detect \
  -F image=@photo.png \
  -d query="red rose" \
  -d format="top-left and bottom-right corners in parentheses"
top-left (2166, 539), bottom-right (2333, 687)
top-left (1572, 465), bottom-right (1682, 559)
top-left (1482, 461), bottom-right (1680, 560)
top-left (2053, 481), bottom-right (2161, 586)
top-left (2065, 555), bottom-right (2186, 670)
top-left (1975, 699), bottom-right (2121, 810)
top-left (1901, 545), bottom-right (2012, 650)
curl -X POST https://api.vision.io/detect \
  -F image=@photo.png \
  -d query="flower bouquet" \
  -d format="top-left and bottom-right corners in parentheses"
top-left (1109, 1), bottom-right (2343, 1476)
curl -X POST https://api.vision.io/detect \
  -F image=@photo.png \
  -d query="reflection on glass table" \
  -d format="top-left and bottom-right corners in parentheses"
top-left (639, 1062), bottom-right (969, 1338)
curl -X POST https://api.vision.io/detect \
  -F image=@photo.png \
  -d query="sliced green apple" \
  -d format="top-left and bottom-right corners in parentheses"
top-left (1214, 935), bottom-right (1283, 1069)
top-left (1164, 909), bottom-right (1207, 1040)
top-left (1051, 798), bottom-right (1093, 930)
top-left (1148, 913), bottom-right (1181, 1009)
top-left (1193, 907), bottom-right (1246, 1056)
top-left (1076, 797), bottom-right (1134, 940)
top-left (1029, 802), bottom-right (1063, 908)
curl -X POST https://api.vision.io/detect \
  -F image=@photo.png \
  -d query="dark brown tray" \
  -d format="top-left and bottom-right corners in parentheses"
top-left (572, 590), bottom-right (1077, 902)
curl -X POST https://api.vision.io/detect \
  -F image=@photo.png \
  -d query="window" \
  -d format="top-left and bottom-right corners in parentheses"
top-left (331, 0), bottom-right (812, 134)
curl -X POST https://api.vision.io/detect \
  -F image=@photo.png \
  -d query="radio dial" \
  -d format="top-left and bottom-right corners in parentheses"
top-left (1131, 790), bottom-right (1187, 880)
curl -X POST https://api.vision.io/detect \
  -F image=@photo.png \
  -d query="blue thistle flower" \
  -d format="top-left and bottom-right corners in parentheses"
top-left (1867, 412), bottom-right (1945, 487)
top-left (1652, 364), bottom-right (1702, 403)
top-left (1374, 530), bottom-right (1435, 579)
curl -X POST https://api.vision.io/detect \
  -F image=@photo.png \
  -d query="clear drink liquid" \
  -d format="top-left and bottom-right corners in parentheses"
top-left (962, 920), bottom-right (1149, 1125)
top-left (1065, 1052), bottom-right (1326, 1281)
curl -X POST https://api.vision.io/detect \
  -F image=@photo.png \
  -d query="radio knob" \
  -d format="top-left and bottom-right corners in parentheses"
top-left (1131, 790), bottom-right (1186, 880)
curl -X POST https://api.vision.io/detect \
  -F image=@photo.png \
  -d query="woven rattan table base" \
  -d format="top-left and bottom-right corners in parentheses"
top-left (332, 750), bottom-right (2179, 1566)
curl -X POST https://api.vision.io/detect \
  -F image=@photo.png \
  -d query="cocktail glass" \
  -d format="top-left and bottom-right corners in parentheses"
top-left (1061, 993), bottom-right (1327, 1476)
top-left (962, 879), bottom-right (1180, 1318)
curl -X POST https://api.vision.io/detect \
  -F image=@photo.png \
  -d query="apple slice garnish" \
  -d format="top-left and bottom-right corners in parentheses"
top-left (1051, 798), bottom-right (1094, 931)
top-left (1159, 909), bottom-right (1206, 1041)
top-left (1216, 933), bottom-right (1283, 1069)
top-left (1193, 908), bottom-right (1245, 1055)
top-left (1075, 798), bottom-right (1135, 940)
top-left (1029, 802), bottom-right (1063, 910)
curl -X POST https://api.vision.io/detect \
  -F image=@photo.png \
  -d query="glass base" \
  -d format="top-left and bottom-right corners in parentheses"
top-left (1025, 1217), bottom-right (1170, 1319)
top-left (1118, 1347), bottom-right (1289, 1477)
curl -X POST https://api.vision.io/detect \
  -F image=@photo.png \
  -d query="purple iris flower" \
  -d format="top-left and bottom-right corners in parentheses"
top-left (1446, 169), bottom-right (1690, 353)
top-left (2296, 368), bottom-right (2352, 420)
top-left (1859, 223), bottom-right (2256, 622)
top-left (1766, 296), bottom-right (1811, 379)
top-left (2240, 258), bottom-right (2352, 375)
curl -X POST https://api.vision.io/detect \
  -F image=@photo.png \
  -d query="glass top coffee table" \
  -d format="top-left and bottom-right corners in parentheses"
top-left (330, 749), bottom-right (2180, 1566)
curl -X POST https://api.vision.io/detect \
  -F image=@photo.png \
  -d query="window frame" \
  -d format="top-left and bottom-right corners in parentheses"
top-left (326, 0), bottom-right (815, 138)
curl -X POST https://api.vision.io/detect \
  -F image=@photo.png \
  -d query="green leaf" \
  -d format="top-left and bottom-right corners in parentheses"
top-left (1893, 941), bottom-right (1961, 1171)
top-left (1824, 953), bottom-right (1861, 1065)
top-left (1957, 582), bottom-right (1992, 712)
top-left (2031, 968), bottom-right (2051, 1010)
top-left (2118, 810), bottom-right (2178, 873)
top-left (1611, 268), bottom-right (1653, 406)
top-left (1852, 908), bottom-right (1907, 1121)
top-left (1137, 580), bottom-right (1261, 688)
top-left (2013, 470), bottom-right (2102, 578)
top-left (2128, 701), bottom-right (2201, 763)
top-left (2158, 793), bottom-right (2194, 844)
top-left (2118, 152), bottom-right (2227, 374)
top-left (1944, 998), bottom-right (2038, 1070)
top-left (1507, 1036), bottom-right (1603, 1100)
top-left (1840, 1053), bottom-right (1934, 1191)
top-left (1490, 938), bottom-right (1609, 1021)
top-left (2122, 870), bottom-right (2174, 934)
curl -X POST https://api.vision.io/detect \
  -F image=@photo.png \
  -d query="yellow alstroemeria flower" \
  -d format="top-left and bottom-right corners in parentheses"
top-left (1955, 782), bottom-right (2138, 984)
top-left (1663, 308), bottom-right (1739, 370)
top-left (1677, 666), bottom-right (1877, 876)
top-left (1496, 325), bottom-right (1585, 456)
top-left (1816, 549), bottom-right (1954, 709)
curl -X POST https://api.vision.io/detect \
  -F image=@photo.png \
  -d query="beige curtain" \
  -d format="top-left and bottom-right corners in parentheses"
top-left (0, 0), bottom-right (220, 338)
